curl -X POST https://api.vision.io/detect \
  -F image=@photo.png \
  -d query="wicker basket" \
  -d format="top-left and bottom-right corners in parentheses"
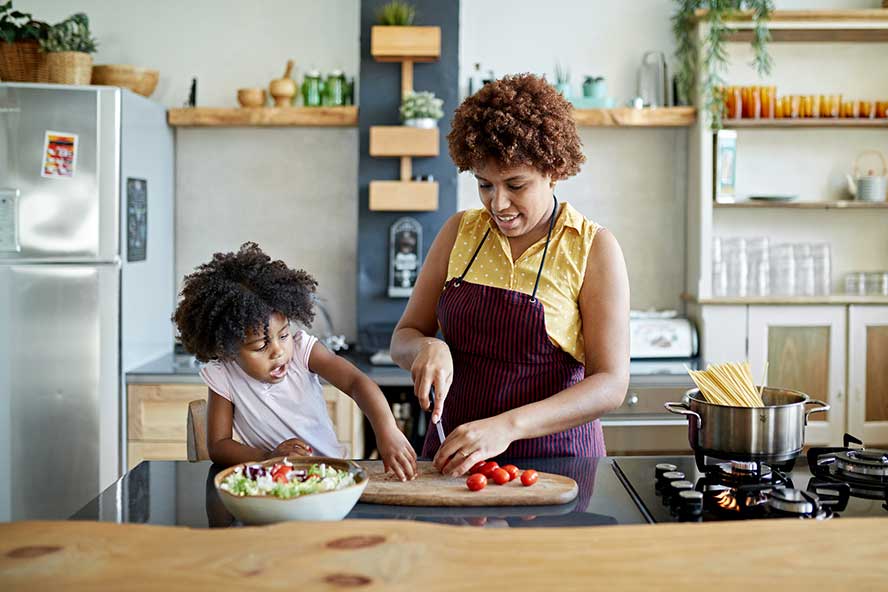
top-left (46, 51), bottom-right (92, 85)
top-left (0, 40), bottom-right (49, 82)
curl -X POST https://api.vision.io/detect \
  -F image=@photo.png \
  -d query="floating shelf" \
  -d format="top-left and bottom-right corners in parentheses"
top-left (167, 106), bottom-right (358, 127)
top-left (371, 26), bottom-right (441, 62)
top-left (572, 107), bottom-right (696, 127)
top-left (369, 180), bottom-right (438, 211)
top-left (369, 126), bottom-right (439, 157)
top-left (714, 201), bottom-right (888, 210)
top-left (723, 119), bottom-right (887, 129)
top-left (684, 293), bottom-right (888, 306)
top-left (694, 9), bottom-right (888, 22)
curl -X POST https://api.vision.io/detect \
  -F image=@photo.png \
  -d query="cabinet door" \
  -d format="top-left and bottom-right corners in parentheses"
top-left (848, 306), bottom-right (888, 445)
top-left (748, 306), bottom-right (846, 446)
top-left (128, 384), bottom-right (208, 441)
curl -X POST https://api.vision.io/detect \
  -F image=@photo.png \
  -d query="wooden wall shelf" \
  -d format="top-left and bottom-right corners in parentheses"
top-left (167, 106), bottom-right (358, 127)
top-left (370, 126), bottom-right (439, 157)
top-left (714, 201), bottom-right (888, 210)
top-left (369, 180), bottom-right (438, 211)
top-left (723, 119), bottom-right (887, 129)
top-left (371, 26), bottom-right (441, 62)
top-left (694, 9), bottom-right (888, 23)
top-left (572, 107), bottom-right (696, 127)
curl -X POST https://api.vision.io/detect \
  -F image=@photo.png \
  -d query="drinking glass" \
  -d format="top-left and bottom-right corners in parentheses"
top-left (723, 238), bottom-right (748, 297)
top-left (820, 94), bottom-right (841, 118)
top-left (747, 237), bottom-right (770, 297)
top-left (771, 244), bottom-right (796, 296)
top-left (866, 272), bottom-right (888, 296)
top-left (794, 244), bottom-right (815, 297)
top-left (811, 243), bottom-right (831, 296)
top-left (742, 86), bottom-right (760, 119)
top-left (760, 86), bottom-right (776, 119)
top-left (845, 272), bottom-right (866, 296)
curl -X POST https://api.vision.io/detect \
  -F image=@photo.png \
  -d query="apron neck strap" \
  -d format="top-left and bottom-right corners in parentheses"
top-left (456, 195), bottom-right (560, 297)
top-left (530, 195), bottom-right (558, 302)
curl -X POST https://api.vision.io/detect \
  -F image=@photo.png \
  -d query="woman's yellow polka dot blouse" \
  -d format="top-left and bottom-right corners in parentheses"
top-left (445, 202), bottom-right (599, 364)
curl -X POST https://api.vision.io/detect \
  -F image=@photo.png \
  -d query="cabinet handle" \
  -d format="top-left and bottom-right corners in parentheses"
top-left (626, 392), bottom-right (639, 407)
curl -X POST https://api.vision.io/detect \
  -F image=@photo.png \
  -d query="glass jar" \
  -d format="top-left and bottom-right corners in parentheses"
top-left (324, 69), bottom-right (345, 107)
top-left (866, 272), bottom-right (888, 296)
top-left (302, 69), bottom-right (323, 107)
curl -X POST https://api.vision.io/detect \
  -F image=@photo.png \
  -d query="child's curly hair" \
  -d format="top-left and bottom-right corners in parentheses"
top-left (447, 73), bottom-right (585, 181)
top-left (173, 242), bottom-right (317, 362)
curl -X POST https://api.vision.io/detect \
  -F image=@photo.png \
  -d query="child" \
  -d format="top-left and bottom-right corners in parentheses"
top-left (173, 242), bottom-right (417, 481)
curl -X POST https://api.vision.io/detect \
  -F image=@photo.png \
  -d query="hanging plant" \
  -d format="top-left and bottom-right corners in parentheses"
top-left (672, 0), bottom-right (774, 128)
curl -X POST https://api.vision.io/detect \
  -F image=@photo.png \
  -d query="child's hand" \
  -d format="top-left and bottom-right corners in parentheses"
top-left (269, 438), bottom-right (313, 459)
top-left (377, 426), bottom-right (417, 482)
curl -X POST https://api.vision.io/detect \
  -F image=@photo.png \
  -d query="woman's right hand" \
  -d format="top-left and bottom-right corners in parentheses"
top-left (411, 339), bottom-right (453, 423)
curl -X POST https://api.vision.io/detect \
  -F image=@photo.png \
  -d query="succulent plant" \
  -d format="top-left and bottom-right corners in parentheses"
top-left (377, 0), bottom-right (416, 26)
top-left (400, 91), bottom-right (443, 121)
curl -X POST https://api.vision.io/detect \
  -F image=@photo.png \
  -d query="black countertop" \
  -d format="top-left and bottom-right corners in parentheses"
top-left (70, 457), bottom-right (648, 528)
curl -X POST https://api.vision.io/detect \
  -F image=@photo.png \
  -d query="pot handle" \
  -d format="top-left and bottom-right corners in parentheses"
top-left (804, 399), bottom-right (830, 425)
top-left (664, 401), bottom-right (702, 429)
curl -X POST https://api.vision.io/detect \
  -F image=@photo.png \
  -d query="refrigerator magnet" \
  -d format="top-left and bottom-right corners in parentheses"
top-left (41, 130), bottom-right (79, 179)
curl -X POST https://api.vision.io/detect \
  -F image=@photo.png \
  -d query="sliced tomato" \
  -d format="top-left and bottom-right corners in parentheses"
top-left (466, 473), bottom-right (487, 491)
top-left (491, 468), bottom-right (511, 485)
top-left (520, 469), bottom-right (539, 487)
top-left (501, 464), bottom-right (520, 481)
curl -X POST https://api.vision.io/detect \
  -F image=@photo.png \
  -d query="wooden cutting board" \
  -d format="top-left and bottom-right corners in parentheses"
top-left (356, 461), bottom-right (578, 506)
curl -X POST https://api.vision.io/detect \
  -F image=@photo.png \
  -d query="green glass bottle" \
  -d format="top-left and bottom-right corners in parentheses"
top-left (302, 69), bottom-right (322, 107)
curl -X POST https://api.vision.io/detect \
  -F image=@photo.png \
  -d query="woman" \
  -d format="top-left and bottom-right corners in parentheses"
top-left (391, 73), bottom-right (630, 476)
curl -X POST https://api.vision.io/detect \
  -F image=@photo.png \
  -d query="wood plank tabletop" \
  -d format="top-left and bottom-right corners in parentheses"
top-left (1, 518), bottom-right (886, 591)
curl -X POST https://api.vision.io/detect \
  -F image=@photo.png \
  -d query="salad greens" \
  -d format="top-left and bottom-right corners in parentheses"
top-left (220, 460), bottom-right (355, 499)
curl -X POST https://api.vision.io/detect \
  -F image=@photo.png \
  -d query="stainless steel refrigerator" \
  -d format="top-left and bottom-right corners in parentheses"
top-left (0, 83), bottom-right (174, 521)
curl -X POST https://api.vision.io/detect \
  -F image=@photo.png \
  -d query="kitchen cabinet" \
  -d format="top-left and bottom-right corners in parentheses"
top-left (126, 383), bottom-right (364, 469)
top-left (848, 306), bottom-right (888, 444)
top-left (747, 306), bottom-right (846, 446)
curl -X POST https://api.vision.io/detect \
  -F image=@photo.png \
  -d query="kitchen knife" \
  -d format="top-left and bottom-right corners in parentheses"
top-left (429, 386), bottom-right (445, 444)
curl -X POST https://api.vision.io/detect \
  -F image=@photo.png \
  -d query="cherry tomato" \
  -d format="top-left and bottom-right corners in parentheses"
top-left (469, 461), bottom-right (489, 475)
top-left (491, 468), bottom-right (511, 485)
top-left (466, 473), bottom-right (487, 491)
top-left (520, 469), bottom-right (539, 487)
top-left (501, 464), bottom-right (520, 481)
top-left (480, 462), bottom-right (500, 479)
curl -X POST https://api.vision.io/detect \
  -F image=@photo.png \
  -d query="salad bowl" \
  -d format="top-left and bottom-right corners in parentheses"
top-left (213, 456), bottom-right (368, 524)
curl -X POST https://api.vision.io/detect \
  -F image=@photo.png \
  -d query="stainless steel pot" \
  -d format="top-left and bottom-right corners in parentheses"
top-left (664, 387), bottom-right (829, 463)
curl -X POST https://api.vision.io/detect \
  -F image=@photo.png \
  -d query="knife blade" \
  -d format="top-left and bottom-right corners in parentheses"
top-left (429, 386), bottom-right (445, 444)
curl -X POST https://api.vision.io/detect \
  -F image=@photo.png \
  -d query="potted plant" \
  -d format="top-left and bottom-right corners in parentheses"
top-left (376, 0), bottom-right (416, 26)
top-left (39, 12), bottom-right (98, 85)
top-left (400, 90), bottom-right (443, 128)
top-left (0, 1), bottom-right (49, 82)
top-left (672, 0), bottom-right (773, 128)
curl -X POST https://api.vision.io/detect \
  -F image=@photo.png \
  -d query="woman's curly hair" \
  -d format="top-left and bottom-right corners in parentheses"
top-left (447, 73), bottom-right (585, 180)
top-left (172, 242), bottom-right (317, 362)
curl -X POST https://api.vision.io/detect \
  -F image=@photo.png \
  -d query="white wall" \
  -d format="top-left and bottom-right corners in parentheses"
top-left (18, 0), bottom-right (362, 339)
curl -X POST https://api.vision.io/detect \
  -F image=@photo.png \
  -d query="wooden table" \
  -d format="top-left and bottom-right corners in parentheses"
top-left (1, 518), bottom-right (885, 591)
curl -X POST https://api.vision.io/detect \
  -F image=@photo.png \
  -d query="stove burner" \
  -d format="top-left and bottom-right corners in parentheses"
top-left (834, 449), bottom-right (888, 479)
top-left (807, 433), bottom-right (888, 501)
top-left (714, 461), bottom-right (773, 483)
top-left (768, 488), bottom-right (820, 516)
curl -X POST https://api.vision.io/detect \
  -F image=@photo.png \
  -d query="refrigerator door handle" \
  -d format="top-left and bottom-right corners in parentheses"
top-left (0, 188), bottom-right (20, 253)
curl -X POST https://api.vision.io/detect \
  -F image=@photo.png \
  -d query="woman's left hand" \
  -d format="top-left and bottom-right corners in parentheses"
top-left (432, 415), bottom-right (514, 476)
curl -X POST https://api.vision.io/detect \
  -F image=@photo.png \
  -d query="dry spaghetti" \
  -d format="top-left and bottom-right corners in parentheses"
top-left (687, 361), bottom-right (766, 407)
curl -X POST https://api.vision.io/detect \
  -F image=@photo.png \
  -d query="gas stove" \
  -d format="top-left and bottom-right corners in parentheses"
top-left (614, 434), bottom-right (888, 523)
